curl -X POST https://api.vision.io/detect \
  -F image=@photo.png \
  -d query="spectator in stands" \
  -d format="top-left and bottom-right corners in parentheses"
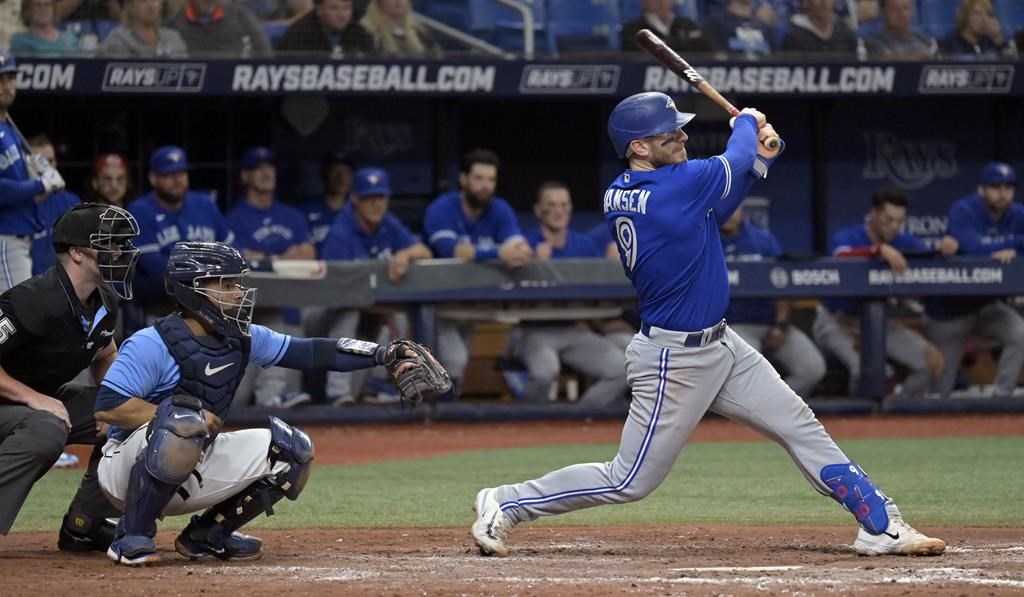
top-left (923, 162), bottom-right (1024, 400)
top-left (300, 150), bottom-right (354, 255)
top-left (424, 148), bottom-right (533, 397)
top-left (27, 134), bottom-right (80, 276)
top-left (752, 0), bottom-right (878, 32)
top-left (226, 146), bottom-right (315, 409)
top-left (780, 0), bottom-right (857, 54)
top-left (167, 0), bottom-right (271, 57)
top-left (938, 0), bottom-right (1013, 59)
top-left (10, 0), bottom-right (78, 55)
top-left (863, 0), bottom-right (936, 59)
top-left (128, 145), bottom-right (233, 312)
top-left (509, 181), bottom-right (627, 406)
top-left (813, 186), bottom-right (944, 399)
top-left (0, 0), bottom-right (26, 49)
top-left (360, 0), bottom-right (440, 58)
top-left (98, 0), bottom-right (187, 57)
top-left (620, 0), bottom-right (711, 53)
top-left (276, 0), bottom-right (374, 58)
top-left (703, 0), bottom-right (775, 57)
top-left (319, 166), bottom-right (431, 405)
top-left (719, 205), bottom-right (826, 397)
top-left (85, 153), bottom-right (131, 207)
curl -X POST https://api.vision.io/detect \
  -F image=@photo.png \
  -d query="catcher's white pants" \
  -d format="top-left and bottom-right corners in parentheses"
top-left (98, 425), bottom-right (287, 516)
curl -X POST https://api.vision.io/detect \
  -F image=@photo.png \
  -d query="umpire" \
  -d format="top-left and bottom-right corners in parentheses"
top-left (0, 203), bottom-right (139, 551)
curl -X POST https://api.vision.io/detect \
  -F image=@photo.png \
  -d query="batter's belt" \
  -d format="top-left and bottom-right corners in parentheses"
top-left (640, 319), bottom-right (728, 348)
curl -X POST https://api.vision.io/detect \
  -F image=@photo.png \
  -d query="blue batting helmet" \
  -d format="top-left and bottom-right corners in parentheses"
top-left (165, 241), bottom-right (256, 338)
top-left (607, 92), bottom-right (695, 158)
top-left (0, 51), bottom-right (16, 75)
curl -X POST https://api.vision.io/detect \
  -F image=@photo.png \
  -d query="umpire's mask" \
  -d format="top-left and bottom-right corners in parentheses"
top-left (53, 203), bottom-right (141, 300)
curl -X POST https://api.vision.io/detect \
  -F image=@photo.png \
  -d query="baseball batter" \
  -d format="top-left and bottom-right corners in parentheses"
top-left (471, 92), bottom-right (946, 558)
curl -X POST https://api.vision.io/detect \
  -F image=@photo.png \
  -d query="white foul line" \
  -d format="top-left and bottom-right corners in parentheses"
top-left (670, 565), bottom-right (804, 572)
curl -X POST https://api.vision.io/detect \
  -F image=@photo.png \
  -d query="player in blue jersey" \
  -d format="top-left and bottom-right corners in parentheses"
top-left (423, 148), bottom-right (532, 391)
top-left (95, 241), bottom-right (445, 565)
top-left (28, 135), bottom-right (80, 276)
top-left (320, 167), bottom-right (431, 405)
top-left (471, 92), bottom-right (945, 558)
top-left (227, 146), bottom-right (316, 409)
top-left (510, 181), bottom-right (627, 405)
top-left (923, 162), bottom-right (1024, 399)
top-left (299, 150), bottom-right (355, 255)
top-left (0, 52), bottom-right (67, 291)
top-left (719, 205), bottom-right (826, 397)
top-left (128, 146), bottom-right (235, 311)
top-left (812, 186), bottom-right (943, 399)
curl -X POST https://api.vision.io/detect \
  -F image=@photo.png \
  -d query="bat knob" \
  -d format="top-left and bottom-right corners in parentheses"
top-left (766, 138), bottom-right (779, 151)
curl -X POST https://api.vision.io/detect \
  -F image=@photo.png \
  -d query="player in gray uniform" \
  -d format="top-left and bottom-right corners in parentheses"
top-left (471, 92), bottom-right (945, 558)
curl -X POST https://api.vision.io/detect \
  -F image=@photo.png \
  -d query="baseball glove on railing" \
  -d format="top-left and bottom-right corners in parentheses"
top-left (376, 340), bottom-right (452, 406)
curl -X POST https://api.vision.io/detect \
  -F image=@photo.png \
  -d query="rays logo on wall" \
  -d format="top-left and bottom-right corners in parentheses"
top-left (861, 130), bottom-right (958, 190)
top-left (343, 116), bottom-right (414, 158)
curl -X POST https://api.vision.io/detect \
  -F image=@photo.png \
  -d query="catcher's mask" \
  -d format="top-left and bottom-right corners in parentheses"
top-left (51, 203), bottom-right (141, 300)
top-left (165, 241), bottom-right (256, 338)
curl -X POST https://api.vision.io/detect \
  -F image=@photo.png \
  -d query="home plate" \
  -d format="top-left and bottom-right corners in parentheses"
top-left (670, 566), bottom-right (804, 572)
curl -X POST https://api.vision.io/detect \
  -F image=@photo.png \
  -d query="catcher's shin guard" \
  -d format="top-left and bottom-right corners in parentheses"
top-left (820, 462), bottom-right (890, 534)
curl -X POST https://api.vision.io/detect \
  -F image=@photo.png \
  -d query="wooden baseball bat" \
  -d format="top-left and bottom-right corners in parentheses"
top-left (634, 29), bottom-right (779, 151)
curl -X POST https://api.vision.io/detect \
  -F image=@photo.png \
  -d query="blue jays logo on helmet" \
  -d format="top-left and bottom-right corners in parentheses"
top-left (165, 241), bottom-right (256, 337)
top-left (0, 51), bottom-right (16, 75)
top-left (607, 92), bottom-right (696, 158)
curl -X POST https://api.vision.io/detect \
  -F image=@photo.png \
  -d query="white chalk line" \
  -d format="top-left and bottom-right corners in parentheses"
top-left (670, 565), bottom-right (804, 572)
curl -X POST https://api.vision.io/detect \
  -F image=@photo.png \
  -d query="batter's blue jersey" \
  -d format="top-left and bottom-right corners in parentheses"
top-left (947, 194), bottom-right (1024, 255)
top-left (95, 324), bottom-right (291, 442)
top-left (0, 121), bottom-right (45, 235)
top-left (297, 198), bottom-right (343, 255)
top-left (320, 205), bottom-right (416, 261)
top-left (603, 115), bottom-right (761, 332)
top-left (524, 228), bottom-right (603, 258)
top-left (824, 223), bottom-right (926, 314)
top-left (423, 191), bottom-right (524, 261)
top-left (30, 190), bottom-right (80, 276)
top-left (720, 220), bottom-right (783, 325)
top-left (129, 192), bottom-right (234, 303)
top-left (226, 200), bottom-right (311, 256)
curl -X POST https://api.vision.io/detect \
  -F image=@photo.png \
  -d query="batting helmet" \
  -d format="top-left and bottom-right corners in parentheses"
top-left (607, 92), bottom-right (695, 158)
top-left (52, 203), bottom-right (140, 300)
top-left (165, 241), bottom-right (256, 338)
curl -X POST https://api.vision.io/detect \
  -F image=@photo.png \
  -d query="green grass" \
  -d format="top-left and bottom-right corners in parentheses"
top-left (12, 436), bottom-right (1023, 533)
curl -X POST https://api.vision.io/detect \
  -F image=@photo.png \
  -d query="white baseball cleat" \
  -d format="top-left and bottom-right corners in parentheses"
top-left (471, 487), bottom-right (514, 557)
top-left (853, 503), bottom-right (946, 556)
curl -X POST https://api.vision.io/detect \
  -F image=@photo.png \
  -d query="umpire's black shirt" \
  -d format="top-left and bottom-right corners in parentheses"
top-left (0, 265), bottom-right (119, 397)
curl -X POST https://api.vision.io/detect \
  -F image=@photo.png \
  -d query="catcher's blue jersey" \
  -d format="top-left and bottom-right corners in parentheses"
top-left (603, 115), bottom-right (760, 332)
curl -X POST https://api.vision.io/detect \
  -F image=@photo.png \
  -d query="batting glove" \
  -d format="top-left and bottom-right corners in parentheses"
top-left (41, 167), bottom-right (66, 194)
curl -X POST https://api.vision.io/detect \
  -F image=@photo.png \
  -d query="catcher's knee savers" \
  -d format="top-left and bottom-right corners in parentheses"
top-left (146, 395), bottom-right (208, 485)
top-left (821, 462), bottom-right (889, 534)
top-left (267, 415), bottom-right (314, 501)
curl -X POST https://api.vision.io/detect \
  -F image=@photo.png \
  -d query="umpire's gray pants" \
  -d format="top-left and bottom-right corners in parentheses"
top-left (514, 325), bottom-right (627, 405)
top-left (0, 235), bottom-right (32, 293)
top-left (923, 301), bottom-right (1024, 399)
top-left (730, 323), bottom-right (826, 398)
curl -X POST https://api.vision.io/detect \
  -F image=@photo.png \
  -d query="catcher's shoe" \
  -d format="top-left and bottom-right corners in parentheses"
top-left (108, 535), bottom-right (160, 566)
top-left (472, 487), bottom-right (515, 557)
top-left (853, 503), bottom-right (945, 556)
top-left (175, 516), bottom-right (264, 562)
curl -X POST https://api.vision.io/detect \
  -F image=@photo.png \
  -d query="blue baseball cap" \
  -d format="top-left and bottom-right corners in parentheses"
top-left (149, 145), bottom-right (189, 175)
top-left (241, 146), bottom-right (274, 170)
top-left (353, 167), bottom-right (391, 197)
top-left (979, 162), bottom-right (1016, 186)
top-left (0, 51), bottom-right (16, 75)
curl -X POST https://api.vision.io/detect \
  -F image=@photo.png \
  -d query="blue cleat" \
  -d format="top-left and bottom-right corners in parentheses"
top-left (174, 516), bottom-right (264, 562)
top-left (107, 535), bottom-right (160, 566)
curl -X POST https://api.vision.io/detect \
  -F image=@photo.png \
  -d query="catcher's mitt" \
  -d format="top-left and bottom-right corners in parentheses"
top-left (377, 340), bottom-right (452, 406)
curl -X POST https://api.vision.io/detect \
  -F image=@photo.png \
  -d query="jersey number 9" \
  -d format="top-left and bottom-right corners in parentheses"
top-left (614, 216), bottom-right (638, 274)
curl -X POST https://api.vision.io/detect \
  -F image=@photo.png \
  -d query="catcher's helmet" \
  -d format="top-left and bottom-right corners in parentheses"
top-left (165, 241), bottom-right (256, 338)
top-left (52, 203), bottom-right (140, 300)
top-left (607, 92), bottom-right (695, 158)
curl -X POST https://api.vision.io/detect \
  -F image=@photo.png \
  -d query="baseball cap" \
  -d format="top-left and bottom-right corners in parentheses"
top-left (0, 51), bottom-right (16, 75)
top-left (979, 162), bottom-right (1016, 186)
top-left (353, 167), bottom-right (390, 197)
top-left (149, 145), bottom-right (189, 175)
top-left (241, 146), bottom-right (274, 170)
top-left (94, 153), bottom-right (127, 175)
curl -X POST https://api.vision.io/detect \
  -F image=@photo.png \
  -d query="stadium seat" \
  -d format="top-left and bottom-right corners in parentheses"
top-left (547, 0), bottom-right (622, 53)
top-left (415, 0), bottom-right (470, 34)
top-left (619, 0), bottom-right (700, 22)
top-left (264, 22), bottom-right (289, 49)
top-left (991, 0), bottom-right (1024, 35)
top-left (469, 0), bottom-right (549, 53)
top-left (917, 0), bottom-right (960, 40)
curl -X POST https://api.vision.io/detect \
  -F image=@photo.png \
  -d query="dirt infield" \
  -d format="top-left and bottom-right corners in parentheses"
top-left (7, 413), bottom-right (1024, 596)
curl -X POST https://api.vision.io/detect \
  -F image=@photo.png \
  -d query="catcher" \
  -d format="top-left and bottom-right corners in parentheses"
top-left (94, 241), bottom-right (450, 565)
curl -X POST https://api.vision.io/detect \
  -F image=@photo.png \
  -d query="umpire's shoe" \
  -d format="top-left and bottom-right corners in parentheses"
top-left (174, 515), bottom-right (264, 562)
top-left (58, 513), bottom-right (116, 553)
top-left (853, 502), bottom-right (946, 556)
top-left (108, 535), bottom-right (160, 566)
top-left (471, 487), bottom-right (515, 557)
